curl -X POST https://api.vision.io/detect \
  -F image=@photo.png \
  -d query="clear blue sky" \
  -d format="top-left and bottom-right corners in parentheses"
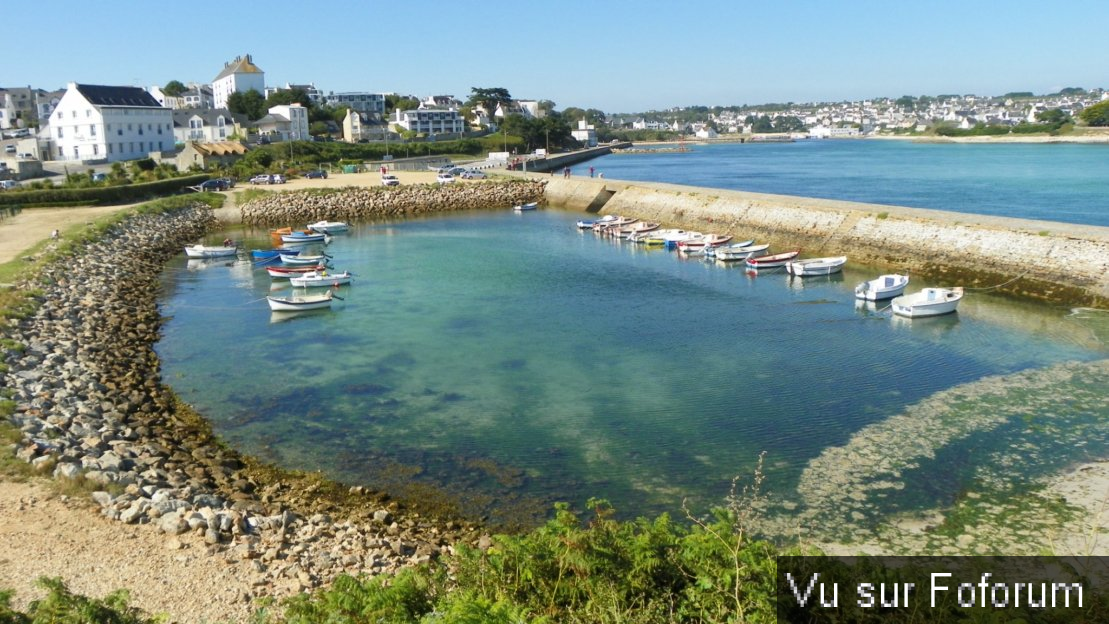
top-left (4, 0), bottom-right (1105, 113)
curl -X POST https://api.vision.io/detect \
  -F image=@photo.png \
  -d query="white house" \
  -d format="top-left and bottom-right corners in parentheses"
top-left (571, 118), bottom-right (597, 147)
top-left (257, 103), bottom-right (309, 141)
top-left (48, 82), bottom-right (173, 162)
top-left (342, 109), bottom-right (388, 142)
top-left (694, 126), bottom-right (719, 139)
top-left (172, 108), bottom-right (247, 144)
top-left (211, 54), bottom-right (265, 110)
top-left (392, 107), bottom-right (465, 135)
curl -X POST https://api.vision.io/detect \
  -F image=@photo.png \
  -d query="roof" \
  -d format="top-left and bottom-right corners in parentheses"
top-left (188, 141), bottom-right (248, 156)
top-left (75, 84), bottom-right (163, 108)
top-left (172, 108), bottom-right (249, 127)
top-left (213, 54), bottom-right (264, 82)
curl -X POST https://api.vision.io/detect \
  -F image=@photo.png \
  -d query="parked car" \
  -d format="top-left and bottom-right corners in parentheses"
top-left (199, 179), bottom-right (228, 192)
top-left (447, 167), bottom-right (468, 176)
top-left (250, 174), bottom-right (272, 184)
top-left (218, 177), bottom-right (236, 188)
top-left (271, 174), bottom-right (286, 184)
top-left (91, 173), bottom-right (108, 182)
top-left (436, 173), bottom-right (455, 184)
top-left (381, 174), bottom-right (400, 186)
top-left (461, 169), bottom-right (487, 180)
top-left (305, 170), bottom-right (328, 179)
top-left (3, 145), bottom-right (14, 154)
top-left (0, 180), bottom-right (18, 190)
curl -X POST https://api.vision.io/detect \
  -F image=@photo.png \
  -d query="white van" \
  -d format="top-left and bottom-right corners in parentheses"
top-left (0, 180), bottom-right (19, 190)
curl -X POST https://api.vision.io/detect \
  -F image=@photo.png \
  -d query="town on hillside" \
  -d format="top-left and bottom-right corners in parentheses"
top-left (2, 52), bottom-right (1108, 185)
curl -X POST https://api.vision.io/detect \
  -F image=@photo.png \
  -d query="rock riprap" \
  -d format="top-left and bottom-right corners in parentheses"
top-left (239, 179), bottom-right (547, 226)
top-left (2, 202), bottom-right (484, 600)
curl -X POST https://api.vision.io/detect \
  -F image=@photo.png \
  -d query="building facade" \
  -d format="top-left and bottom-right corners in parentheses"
top-left (326, 91), bottom-right (385, 116)
top-left (172, 108), bottom-right (247, 144)
top-left (392, 107), bottom-right (465, 135)
top-left (257, 103), bottom-right (309, 141)
top-left (49, 82), bottom-right (173, 162)
top-left (211, 54), bottom-right (265, 110)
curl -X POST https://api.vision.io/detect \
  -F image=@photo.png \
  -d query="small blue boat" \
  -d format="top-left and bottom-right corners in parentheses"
top-left (252, 248), bottom-right (301, 260)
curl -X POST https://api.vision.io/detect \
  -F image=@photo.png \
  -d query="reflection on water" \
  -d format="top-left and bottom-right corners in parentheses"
top-left (156, 210), bottom-right (1108, 527)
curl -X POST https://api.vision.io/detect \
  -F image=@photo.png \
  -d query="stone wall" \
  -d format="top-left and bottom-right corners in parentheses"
top-left (239, 180), bottom-right (547, 226)
top-left (543, 178), bottom-right (1109, 306)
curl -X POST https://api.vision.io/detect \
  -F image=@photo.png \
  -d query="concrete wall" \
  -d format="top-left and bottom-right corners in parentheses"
top-left (542, 177), bottom-right (1109, 306)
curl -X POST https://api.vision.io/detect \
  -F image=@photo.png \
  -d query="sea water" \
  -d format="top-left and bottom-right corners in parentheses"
top-left (156, 211), bottom-right (1109, 529)
top-left (586, 140), bottom-right (1109, 226)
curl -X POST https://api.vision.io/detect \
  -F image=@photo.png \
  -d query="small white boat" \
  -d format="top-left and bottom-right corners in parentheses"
top-left (266, 264), bottom-right (328, 278)
top-left (184, 244), bottom-right (237, 258)
top-left (307, 220), bottom-right (350, 234)
top-left (714, 243), bottom-right (769, 261)
top-left (267, 291), bottom-right (334, 312)
top-left (289, 270), bottom-right (353, 288)
top-left (281, 253), bottom-right (329, 265)
top-left (281, 231), bottom-right (328, 244)
top-left (513, 202), bottom-right (538, 211)
top-left (786, 256), bottom-right (847, 276)
top-left (855, 274), bottom-right (910, 301)
top-left (891, 287), bottom-right (964, 318)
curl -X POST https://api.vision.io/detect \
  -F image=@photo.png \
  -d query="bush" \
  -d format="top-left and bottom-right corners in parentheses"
top-left (0, 174), bottom-right (210, 208)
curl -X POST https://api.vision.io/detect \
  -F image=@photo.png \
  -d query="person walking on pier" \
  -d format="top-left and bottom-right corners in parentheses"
top-left (589, 166), bottom-right (595, 178)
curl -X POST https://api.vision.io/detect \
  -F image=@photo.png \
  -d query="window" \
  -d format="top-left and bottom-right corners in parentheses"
top-left (117, 129), bottom-right (122, 136)
top-left (71, 110), bottom-right (76, 118)
top-left (57, 147), bottom-right (63, 158)
top-left (108, 144), bottom-right (113, 154)
top-left (92, 145), bottom-right (98, 155)
top-left (73, 146), bottom-right (79, 158)
top-left (138, 127), bottom-right (143, 135)
top-left (86, 109), bottom-right (91, 117)
top-left (128, 124), bottom-right (132, 131)
top-left (90, 125), bottom-right (96, 136)
top-left (57, 127), bottom-right (63, 138)
top-left (129, 142), bottom-right (134, 152)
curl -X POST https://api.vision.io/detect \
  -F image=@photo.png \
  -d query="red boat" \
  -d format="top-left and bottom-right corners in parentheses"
top-left (266, 264), bottom-right (327, 278)
top-left (745, 250), bottom-right (800, 269)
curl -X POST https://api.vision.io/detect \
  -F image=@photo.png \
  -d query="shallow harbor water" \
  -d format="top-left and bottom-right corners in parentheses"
top-left (156, 210), bottom-right (1109, 536)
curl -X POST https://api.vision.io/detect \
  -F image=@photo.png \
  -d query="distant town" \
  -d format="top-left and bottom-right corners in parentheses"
top-left (2, 52), bottom-right (1108, 181)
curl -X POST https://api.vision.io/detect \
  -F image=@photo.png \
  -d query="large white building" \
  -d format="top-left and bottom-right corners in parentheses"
top-left (326, 91), bottom-right (385, 116)
top-left (211, 54), bottom-right (265, 110)
top-left (392, 107), bottom-right (465, 135)
top-left (49, 82), bottom-right (173, 162)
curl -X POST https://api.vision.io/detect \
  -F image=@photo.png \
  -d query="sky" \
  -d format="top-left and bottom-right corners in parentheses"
top-left (4, 0), bottom-right (1106, 114)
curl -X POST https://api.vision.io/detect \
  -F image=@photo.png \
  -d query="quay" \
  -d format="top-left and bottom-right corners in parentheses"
top-left (533, 174), bottom-right (1109, 306)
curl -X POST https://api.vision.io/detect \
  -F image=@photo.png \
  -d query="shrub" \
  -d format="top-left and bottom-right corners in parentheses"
top-left (0, 175), bottom-right (210, 208)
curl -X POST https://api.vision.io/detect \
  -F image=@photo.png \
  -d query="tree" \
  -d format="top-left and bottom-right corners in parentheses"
top-left (227, 89), bottom-right (265, 120)
top-left (163, 80), bottom-right (187, 97)
top-left (1079, 100), bottom-right (1109, 126)
top-left (309, 121), bottom-right (330, 137)
top-left (1036, 108), bottom-right (1071, 126)
top-left (265, 88), bottom-right (311, 108)
top-left (895, 96), bottom-right (915, 110)
top-left (384, 94), bottom-right (421, 113)
top-left (466, 87), bottom-right (513, 114)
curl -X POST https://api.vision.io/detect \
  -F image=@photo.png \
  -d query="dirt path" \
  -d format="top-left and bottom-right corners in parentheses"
top-left (0, 205), bottom-right (130, 264)
top-left (0, 480), bottom-right (259, 622)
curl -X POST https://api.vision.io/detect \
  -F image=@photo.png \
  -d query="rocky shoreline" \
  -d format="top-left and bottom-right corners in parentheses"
top-left (1, 201), bottom-right (487, 607)
top-left (239, 179), bottom-right (547, 226)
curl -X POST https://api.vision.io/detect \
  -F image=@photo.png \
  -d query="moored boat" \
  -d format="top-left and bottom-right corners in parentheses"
top-left (713, 242), bottom-right (769, 261)
top-left (307, 220), bottom-right (350, 234)
top-left (281, 231), bottom-right (328, 244)
top-left (786, 256), bottom-right (847, 276)
top-left (289, 270), bottom-right (353, 288)
top-left (855, 274), bottom-right (910, 301)
top-left (513, 202), bottom-right (538, 211)
top-left (266, 264), bottom-right (328, 278)
top-left (267, 291), bottom-right (334, 312)
top-left (280, 253), bottom-right (330, 265)
top-left (184, 244), bottom-right (237, 258)
top-left (891, 287), bottom-right (964, 318)
top-left (251, 248), bottom-right (300, 260)
top-left (745, 250), bottom-right (800, 269)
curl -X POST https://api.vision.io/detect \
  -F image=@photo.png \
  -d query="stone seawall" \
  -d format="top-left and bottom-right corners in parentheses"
top-left (240, 180), bottom-right (547, 226)
top-left (543, 177), bottom-right (1109, 306)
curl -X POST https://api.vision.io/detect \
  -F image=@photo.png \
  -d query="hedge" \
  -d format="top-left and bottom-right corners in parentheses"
top-left (0, 174), bottom-right (211, 208)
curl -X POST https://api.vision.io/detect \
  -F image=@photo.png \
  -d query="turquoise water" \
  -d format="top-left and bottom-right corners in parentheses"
top-left (156, 211), bottom-right (1108, 527)
top-left (586, 140), bottom-right (1109, 226)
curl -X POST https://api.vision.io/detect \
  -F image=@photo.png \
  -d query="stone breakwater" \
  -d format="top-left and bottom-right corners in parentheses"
top-left (2, 204), bottom-right (482, 599)
top-left (543, 177), bottom-right (1109, 306)
top-left (239, 180), bottom-right (547, 226)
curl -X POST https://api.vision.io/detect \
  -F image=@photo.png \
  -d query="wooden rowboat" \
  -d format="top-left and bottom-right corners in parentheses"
top-left (745, 250), bottom-right (800, 269)
top-left (266, 264), bottom-right (327, 278)
top-left (267, 291), bottom-right (333, 312)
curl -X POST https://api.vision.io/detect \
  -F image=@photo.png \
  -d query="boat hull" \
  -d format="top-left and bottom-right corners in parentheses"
top-left (891, 287), bottom-right (964, 318)
top-left (854, 274), bottom-right (910, 301)
top-left (184, 245), bottom-right (237, 258)
top-left (289, 271), bottom-right (353, 288)
top-left (745, 250), bottom-right (800, 268)
top-left (786, 256), bottom-right (847, 276)
top-left (267, 294), bottom-right (333, 311)
top-left (281, 233), bottom-right (327, 243)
